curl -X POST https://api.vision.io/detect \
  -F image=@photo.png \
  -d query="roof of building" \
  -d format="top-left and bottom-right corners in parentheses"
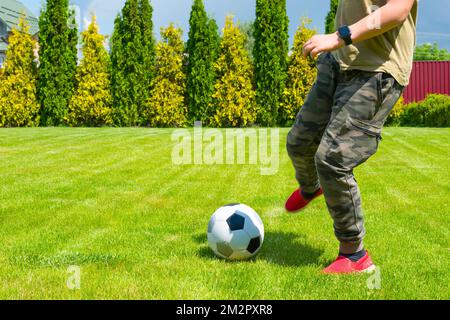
top-left (0, 0), bottom-right (39, 36)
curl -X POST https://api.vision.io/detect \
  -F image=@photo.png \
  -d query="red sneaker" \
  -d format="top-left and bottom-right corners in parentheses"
top-left (285, 188), bottom-right (323, 213)
top-left (322, 251), bottom-right (376, 274)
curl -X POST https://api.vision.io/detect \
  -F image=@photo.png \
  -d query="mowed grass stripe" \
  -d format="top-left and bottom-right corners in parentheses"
top-left (0, 128), bottom-right (448, 299)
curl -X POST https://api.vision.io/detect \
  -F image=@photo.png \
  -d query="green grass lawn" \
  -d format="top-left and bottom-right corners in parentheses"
top-left (0, 127), bottom-right (449, 300)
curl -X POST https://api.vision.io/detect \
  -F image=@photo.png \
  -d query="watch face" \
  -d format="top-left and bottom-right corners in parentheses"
top-left (339, 27), bottom-right (350, 38)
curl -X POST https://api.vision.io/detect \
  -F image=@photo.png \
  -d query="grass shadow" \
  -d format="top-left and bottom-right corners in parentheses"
top-left (193, 231), bottom-right (324, 267)
top-left (259, 231), bottom-right (324, 267)
top-left (193, 233), bottom-right (222, 261)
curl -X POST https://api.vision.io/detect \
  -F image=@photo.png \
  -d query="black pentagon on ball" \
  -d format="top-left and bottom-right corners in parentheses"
top-left (247, 236), bottom-right (261, 254)
top-left (217, 242), bottom-right (233, 257)
top-left (226, 212), bottom-right (246, 231)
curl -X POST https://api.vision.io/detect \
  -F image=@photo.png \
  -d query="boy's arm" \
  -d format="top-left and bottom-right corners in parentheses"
top-left (303, 0), bottom-right (416, 58)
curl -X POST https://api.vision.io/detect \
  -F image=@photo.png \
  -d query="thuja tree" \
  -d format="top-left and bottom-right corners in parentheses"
top-left (253, 0), bottom-right (289, 126)
top-left (110, 0), bottom-right (156, 126)
top-left (140, 0), bottom-right (156, 111)
top-left (281, 19), bottom-right (317, 126)
top-left (67, 16), bottom-right (113, 127)
top-left (325, 0), bottom-right (339, 34)
top-left (186, 0), bottom-right (220, 124)
top-left (0, 18), bottom-right (39, 127)
top-left (38, 0), bottom-right (78, 126)
top-left (211, 16), bottom-right (257, 127)
top-left (144, 24), bottom-right (187, 127)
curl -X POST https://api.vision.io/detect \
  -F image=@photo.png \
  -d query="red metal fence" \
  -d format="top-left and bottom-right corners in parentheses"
top-left (403, 61), bottom-right (450, 103)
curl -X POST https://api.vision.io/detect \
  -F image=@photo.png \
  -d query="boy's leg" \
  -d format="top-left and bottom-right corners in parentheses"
top-left (315, 72), bottom-right (403, 254)
top-left (286, 53), bottom-right (339, 194)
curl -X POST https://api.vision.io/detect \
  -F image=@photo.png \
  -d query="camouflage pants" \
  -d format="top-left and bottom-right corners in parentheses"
top-left (287, 53), bottom-right (403, 251)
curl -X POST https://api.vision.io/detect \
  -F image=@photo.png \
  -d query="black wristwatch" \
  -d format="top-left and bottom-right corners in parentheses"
top-left (338, 25), bottom-right (353, 46)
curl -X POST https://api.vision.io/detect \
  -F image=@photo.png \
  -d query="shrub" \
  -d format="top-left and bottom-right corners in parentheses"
top-left (110, 0), bottom-right (156, 126)
top-left (400, 94), bottom-right (450, 127)
top-left (281, 18), bottom-right (317, 126)
top-left (144, 25), bottom-right (187, 127)
top-left (386, 95), bottom-right (407, 126)
top-left (186, 0), bottom-right (220, 124)
top-left (67, 17), bottom-right (113, 127)
top-left (140, 0), bottom-right (157, 113)
top-left (254, 0), bottom-right (289, 126)
top-left (38, 0), bottom-right (77, 126)
top-left (325, 0), bottom-right (339, 34)
top-left (0, 18), bottom-right (39, 127)
top-left (399, 102), bottom-right (423, 126)
top-left (425, 104), bottom-right (450, 127)
top-left (211, 16), bottom-right (257, 128)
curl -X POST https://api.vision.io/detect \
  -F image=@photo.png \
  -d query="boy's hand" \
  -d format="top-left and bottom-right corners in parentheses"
top-left (303, 33), bottom-right (345, 58)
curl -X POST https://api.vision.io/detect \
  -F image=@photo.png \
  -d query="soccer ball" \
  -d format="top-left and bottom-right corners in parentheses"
top-left (207, 204), bottom-right (264, 260)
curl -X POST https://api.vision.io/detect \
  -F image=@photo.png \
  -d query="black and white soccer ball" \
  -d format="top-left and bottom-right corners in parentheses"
top-left (207, 204), bottom-right (264, 260)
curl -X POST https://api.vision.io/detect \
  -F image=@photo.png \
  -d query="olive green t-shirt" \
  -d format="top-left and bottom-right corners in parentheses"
top-left (333, 0), bottom-right (418, 86)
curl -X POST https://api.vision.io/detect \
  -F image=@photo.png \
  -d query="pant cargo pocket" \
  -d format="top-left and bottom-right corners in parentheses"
top-left (323, 117), bottom-right (383, 169)
top-left (348, 118), bottom-right (382, 139)
top-left (346, 117), bottom-right (383, 165)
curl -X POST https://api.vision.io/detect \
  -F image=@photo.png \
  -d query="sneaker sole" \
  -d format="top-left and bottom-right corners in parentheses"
top-left (322, 264), bottom-right (377, 274)
top-left (361, 264), bottom-right (376, 273)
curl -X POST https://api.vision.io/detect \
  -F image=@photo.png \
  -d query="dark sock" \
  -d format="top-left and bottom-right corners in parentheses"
top-left (340, 249), bottom-right (366, 262)
top-left (301, 189), bottom-right (320, 200)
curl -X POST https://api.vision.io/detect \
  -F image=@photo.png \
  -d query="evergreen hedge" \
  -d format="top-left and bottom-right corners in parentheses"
top-left (38, 0), bottom-right (77, 126)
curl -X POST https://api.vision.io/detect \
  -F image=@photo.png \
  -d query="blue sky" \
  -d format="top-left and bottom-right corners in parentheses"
top-left (21, 0), bottom-right (450, 49)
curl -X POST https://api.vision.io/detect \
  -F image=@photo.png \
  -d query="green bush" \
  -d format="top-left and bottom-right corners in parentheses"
top-left (400, 94), bottom-right (450, 127)
top-left (144, 25), bottom-right (187, 127)
top-left (281, 18), bottom-right (317, 127)
top-left (254, 0), bottom-right (289, 126)
top-left (38, 0), bottom-right (77, 126)
top-left (0, 18), bottom-right (40, 127)
top-left (186, 0), bottom-right (220, 124)
top-left (110, 0), bottom-right (156, 127)
top-left (67, 17), bottom-right (113, 127)
top-left (325, 0), bottom-right (339, 34)
top-left (211, 16), bottom-right (257, 128)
